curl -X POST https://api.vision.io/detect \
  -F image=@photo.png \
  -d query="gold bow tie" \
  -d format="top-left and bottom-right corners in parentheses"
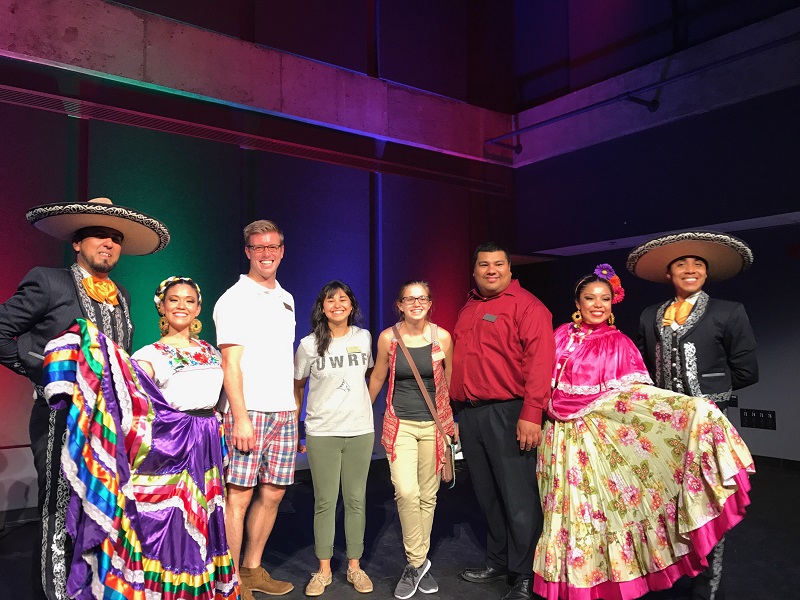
top-left (82, 277), bottom-right (119, 306)
top-left (662, 300), bottom-right (692, 327)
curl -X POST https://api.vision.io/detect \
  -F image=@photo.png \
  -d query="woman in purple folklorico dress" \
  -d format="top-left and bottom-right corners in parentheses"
top-left (533, 265), bottom-right (754, 600)
top-left (43, 276), bottom-right (240, 600)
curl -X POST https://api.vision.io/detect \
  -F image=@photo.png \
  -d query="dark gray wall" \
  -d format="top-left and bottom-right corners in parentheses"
top-left (513, 86), bottom-right (800, 253)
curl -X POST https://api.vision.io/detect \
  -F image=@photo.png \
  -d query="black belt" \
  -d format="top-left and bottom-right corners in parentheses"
top-left (461, 397), bottom-right (521, 409)
top-left (183, 408), bottom-right (217, 417)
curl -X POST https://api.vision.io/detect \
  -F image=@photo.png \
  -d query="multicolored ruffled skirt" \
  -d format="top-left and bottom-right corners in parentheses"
top-left (43, 320), bottom-right (239, 600)
top-left (534, 384), bottom-right (754, 600)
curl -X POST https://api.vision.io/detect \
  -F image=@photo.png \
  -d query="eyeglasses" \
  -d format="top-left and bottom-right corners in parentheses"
top-left (247, 244), bottom-right (283, 253)
top-left (401, 295), bottom-right (431, 305)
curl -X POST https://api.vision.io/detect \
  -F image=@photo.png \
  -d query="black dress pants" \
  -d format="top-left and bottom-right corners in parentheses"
top-left (458, 399), bottom-right (542, 579)
top-left (29, 396), bottom-right (73, 600)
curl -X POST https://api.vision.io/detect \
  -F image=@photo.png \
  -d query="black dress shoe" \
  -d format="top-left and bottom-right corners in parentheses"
top-left (500, 578), bottom-right (533, 600)
top-left (461, 565), bottom-right (509, 583)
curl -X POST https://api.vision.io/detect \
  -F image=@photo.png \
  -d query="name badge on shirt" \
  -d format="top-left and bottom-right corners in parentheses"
top-left (483, 313), bottom-right (497, 322)
top-left (432, 350), bottom-right (446, 361)
top-left (283, 302), bottom-right (293, 312)
top-left (347, 346), bottom-right (361, 354)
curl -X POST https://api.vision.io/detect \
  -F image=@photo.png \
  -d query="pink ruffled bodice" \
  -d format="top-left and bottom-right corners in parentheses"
top-left (550, 322), bottom-right (652, 420)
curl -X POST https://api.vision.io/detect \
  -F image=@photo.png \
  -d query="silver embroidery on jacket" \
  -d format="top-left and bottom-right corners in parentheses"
top-left (654, 301), bottom-right (669, 389)
top-left (656, 292), bottom-right (732, 405)
top-left (684, 342), bottom-right (701, 397)
top-left (71, 263), bottom-right (100, 328)
top-left (656, 292), bottom-right (711, 394)
top-left (70, 263), bottom-right (131, 350)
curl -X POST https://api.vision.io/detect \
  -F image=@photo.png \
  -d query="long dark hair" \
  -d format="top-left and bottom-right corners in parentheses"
top-left (310, 280), bottom-right (362, 356)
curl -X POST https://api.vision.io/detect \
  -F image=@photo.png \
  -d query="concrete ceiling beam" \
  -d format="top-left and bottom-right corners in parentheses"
top-left (0, 0), bottom-right (514, 163)
top-left (509, 7), bottom-right (800, 167)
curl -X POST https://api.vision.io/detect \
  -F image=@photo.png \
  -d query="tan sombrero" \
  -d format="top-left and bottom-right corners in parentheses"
top-left (26, 198), bottom-right (170, 255)
top-left (626, 231), bottom-right (753, 283)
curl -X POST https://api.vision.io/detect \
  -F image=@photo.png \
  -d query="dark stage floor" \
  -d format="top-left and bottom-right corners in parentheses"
top-left (1, 457), bottom-right (797, 600)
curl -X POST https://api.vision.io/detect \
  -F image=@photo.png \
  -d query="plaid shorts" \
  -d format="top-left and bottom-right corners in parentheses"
top-left (223, 410), bottom-right (297, 487)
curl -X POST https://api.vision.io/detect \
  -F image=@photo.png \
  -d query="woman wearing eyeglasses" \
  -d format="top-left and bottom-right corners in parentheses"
top-left (368, 281), bottom-right (456, 599)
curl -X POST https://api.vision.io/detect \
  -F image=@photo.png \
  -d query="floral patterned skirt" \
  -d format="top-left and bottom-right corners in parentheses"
top-left (533, 384), bottom-right (754, 600)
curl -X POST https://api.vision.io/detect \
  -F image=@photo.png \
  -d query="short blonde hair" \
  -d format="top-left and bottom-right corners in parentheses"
top-left (243, 219), bottom-right (284, 245)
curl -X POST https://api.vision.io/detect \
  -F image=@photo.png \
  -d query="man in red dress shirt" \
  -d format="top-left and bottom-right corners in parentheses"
top-left (450, 242), bottom-right (555, 600)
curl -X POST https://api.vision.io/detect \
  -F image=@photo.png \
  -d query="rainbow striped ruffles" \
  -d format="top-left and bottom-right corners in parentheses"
top-left (43, 319), bottom-right (240, 600)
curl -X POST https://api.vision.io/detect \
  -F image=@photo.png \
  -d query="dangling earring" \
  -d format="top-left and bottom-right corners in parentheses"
top-left (572, 310), bottom-right (582, 329)
top-left (190, 318), bottom-right (203, 338)
top-left (158, 315), bottom-right (169, 336)
top-left (608, 313), bottom-right (615, 326)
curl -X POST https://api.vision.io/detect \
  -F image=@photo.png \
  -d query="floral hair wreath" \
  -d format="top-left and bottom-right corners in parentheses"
top-left (153, 276), bottom-right (202, 313)
top-left (594, 263), bottom-right (625, 304)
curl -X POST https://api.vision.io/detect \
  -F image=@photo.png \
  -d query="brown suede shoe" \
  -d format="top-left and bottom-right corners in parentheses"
top-left (238, 582), bottom-right (255, 600)
top-left (239, 565), bottom-right (294, 596)
top-left (346, 567), bottom-right (373, 593)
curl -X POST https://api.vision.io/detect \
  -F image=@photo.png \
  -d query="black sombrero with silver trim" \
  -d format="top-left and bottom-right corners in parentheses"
top-left (26, 197), bottom-right (170, 255)
top-left (626, 231), bottom-right (753, 283)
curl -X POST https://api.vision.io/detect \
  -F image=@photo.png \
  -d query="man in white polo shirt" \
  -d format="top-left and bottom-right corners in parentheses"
top-left (214, 219), bottom-right (297, 598)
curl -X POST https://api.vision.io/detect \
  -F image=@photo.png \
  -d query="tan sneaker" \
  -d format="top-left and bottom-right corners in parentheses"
top-left (347, 567), bottom-right (373, 593)
top-left (239, 565), bottom-right (294, 596)
top-left (304, 571), bottom-right (333, 596)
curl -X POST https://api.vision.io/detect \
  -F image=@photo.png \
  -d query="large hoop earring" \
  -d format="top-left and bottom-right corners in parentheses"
top-left (608, 313), bottom-right (615, 326)
top-left (190, 318), bottom-right (203, 338)
top-left (572, 310), bottom-right (582, 329)
top-left (158, 316), bottom-right (169, 336)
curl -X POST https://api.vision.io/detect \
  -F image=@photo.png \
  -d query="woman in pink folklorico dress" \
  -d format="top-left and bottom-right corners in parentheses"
top-left (533, 265), bottom-right (754, 600)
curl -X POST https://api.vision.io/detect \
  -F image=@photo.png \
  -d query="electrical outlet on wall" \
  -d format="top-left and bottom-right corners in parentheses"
top-left (739, 408), bottom-right (776, 430)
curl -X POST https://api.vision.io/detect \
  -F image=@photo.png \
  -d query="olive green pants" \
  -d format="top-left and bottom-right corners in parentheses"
top-left (306, 432), bottom-right (374, 560)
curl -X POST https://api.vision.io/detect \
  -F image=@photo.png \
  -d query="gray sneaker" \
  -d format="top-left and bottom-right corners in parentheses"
top-left (394, 559), bottom-right (431, 599)
top-left (417, 570), bottom-right (438, 594)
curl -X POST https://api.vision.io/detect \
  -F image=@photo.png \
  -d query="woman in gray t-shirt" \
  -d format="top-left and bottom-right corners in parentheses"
top-left (293, 280), bottom-right (375, 596)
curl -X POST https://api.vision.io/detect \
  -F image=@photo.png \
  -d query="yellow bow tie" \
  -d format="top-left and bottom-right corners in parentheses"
top-left (82, 277), bottom-right (119, 306)
top-left (663, 300), bottom-right (692, 327)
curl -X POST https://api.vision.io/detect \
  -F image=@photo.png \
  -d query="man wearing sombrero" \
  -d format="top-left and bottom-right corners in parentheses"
top-left (0, 197), bottom-right (169, 600)
top-left (627, 231), bottom-right (758, 600)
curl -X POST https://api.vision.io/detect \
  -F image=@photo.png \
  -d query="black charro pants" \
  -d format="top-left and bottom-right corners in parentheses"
top-left (689, 402), bottom-right (729, 600)
top-left (691, 537), bottom-right (726, 600)
top-left (458, 399), bottom-right (541, 580)
top-left (29, 395), bottom-right (73, 600)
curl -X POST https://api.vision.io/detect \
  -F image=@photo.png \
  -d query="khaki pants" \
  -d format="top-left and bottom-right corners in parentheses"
top-left (389, 420), bottom-right (441, 568)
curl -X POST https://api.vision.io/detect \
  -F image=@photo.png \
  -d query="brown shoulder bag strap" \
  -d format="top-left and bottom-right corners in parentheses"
top-left (392, 325), bottom-right (448, 440)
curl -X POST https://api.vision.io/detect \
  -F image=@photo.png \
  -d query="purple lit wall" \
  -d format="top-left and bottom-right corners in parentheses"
top-left (0, 104), bottom-right (73, 511)
top-left (248, 152), bottom-right (372, 334)
top-left (0, 105), bottom-right (71, 454)
top-left (379, 175), bottom-right (474, 334)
